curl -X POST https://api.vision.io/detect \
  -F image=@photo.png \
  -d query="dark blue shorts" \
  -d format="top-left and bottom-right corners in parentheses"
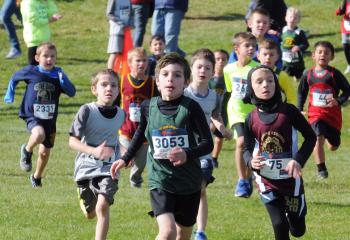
top-left (26, 118), bottom-right (56, 148)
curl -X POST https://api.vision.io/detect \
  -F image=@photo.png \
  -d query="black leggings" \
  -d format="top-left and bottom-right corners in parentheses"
top-left (28, 46), bottom-right (38, 65)
top-left (265, 198), bottom-right (306, 240)
top-left (343, 43), bottom-right (350, 65)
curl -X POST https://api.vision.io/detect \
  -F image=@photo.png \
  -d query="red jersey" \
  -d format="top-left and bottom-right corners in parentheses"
top-left (306, 67), bottom-right (342, 131)
top-left (341, 0), bottom-right (350, 34)
top-left (120, 74), bottom-right (155, 139)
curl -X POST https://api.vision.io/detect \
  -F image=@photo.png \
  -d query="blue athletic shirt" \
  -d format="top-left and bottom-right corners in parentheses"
top-left (4, 65), bottom-right (76, 121)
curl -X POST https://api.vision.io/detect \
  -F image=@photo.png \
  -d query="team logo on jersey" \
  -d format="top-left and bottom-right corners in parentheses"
top-left (260, 131), bottom-right (285, 153)
top-left (34, 82), bottom-right (55, 103)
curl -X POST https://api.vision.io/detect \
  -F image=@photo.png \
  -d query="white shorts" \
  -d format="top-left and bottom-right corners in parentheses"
top-left (107, 20), bottom-right (124, 54)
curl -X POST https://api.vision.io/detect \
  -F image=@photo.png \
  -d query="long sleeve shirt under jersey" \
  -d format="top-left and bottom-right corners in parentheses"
top-left (121, 95), bottom-right (214, 164)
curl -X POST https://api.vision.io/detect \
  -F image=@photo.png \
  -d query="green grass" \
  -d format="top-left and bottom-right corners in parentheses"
top-left (1, 0), bottom-right (350, 239)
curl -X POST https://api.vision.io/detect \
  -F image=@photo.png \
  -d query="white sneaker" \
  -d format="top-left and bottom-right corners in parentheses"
top-left (344, 65), bottom-right (350, 74)
top-left (6, 48), bottom-right (21, 59)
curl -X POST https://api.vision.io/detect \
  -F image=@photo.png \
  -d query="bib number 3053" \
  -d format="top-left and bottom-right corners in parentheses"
top-left (152, 128), bottom-right (189, 159)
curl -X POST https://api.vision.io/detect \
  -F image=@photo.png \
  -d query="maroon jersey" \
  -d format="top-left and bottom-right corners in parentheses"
top-left (306, 67), bottom-right (342, 131)
top-left (250, 104), bottom-right (304, 196)
top-left (120, 74), bottom-right (155, 139)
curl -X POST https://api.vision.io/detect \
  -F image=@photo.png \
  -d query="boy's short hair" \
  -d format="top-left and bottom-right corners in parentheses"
top-left (259, 39), bottom-right (281, 56)
top-left (150, 35), bottom-right (165, 45)
top-left (190, 48), bottom-right (215, 69)
top-left (286, 7), bottom-right (301, 22)
top-left (36, 42), bottom-right (57, 55)
top-left (155, 53), bottom-right (191, 84)
top-left (127, 47), bottom-right (148, 62)
top-left (214, 49), bottom-right (229, 60)
top-left (248, 8), bottom-right (270, 20)
top-left (314, 41), bottom-right (335, 57)
top-left (91, 69), bottom-right (120, 88)
top-left (232, 32), bottom-right (257, 47)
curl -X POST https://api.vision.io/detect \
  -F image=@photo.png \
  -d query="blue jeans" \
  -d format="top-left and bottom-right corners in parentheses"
top-left (152, 8), bottom-right (185, 56)
top-left (132, 4), bottom-right (151, 47)
top-left (0, 0), bottom-right (21, 51)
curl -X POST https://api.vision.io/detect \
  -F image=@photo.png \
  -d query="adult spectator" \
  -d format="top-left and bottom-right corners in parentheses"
top-left (131, 0), bottom-right (154, 47)
top-left (246, 0), bottom-right (287, 34)
top-left (151, 0), bottom-right (188, 56)
top-left (0, 0), bottom-right (22, 59)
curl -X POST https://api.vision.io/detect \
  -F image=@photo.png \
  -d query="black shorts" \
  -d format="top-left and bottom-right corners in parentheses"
top-left (232, 122), bottom-right (244, 138)
top-left (311, 120), bottom-right (341, 147)
top-left (26, 118), bottom-right (56, 148)
top-left (213, 128), bottom-right (224, 139)
top-left (150, 188), bottom-right (201, 227)
top-left (282, 64), bottom-right (305, 79)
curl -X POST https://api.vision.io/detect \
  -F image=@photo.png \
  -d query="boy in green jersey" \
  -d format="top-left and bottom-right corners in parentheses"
top-left (281, 7), bottom-right (309, 80)
top-left (111, 53), bottom-right (213, 240)
top-left (224, 32), bottom-right (259, 198)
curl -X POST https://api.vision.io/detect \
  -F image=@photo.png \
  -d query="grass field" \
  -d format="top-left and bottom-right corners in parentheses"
top-left (0, 0), bottom-right (350, 239)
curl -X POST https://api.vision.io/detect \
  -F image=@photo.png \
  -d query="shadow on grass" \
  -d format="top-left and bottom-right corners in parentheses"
top-left (307, 32), bottom-right (337, 39)
top-left (59, 57), bottom-right (105, 64)
top-left (60, 102), bottom-right (86, 108)
top-left (0, 171), bottom-right (73, 177)
top-left (185, 13), bottom-right (244, 21)
top-left (310, 201), bottom-right (350, 208)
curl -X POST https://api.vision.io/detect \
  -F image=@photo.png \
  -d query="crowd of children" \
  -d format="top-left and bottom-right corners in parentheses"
top-left (3, 1), bottom-right (350, 240)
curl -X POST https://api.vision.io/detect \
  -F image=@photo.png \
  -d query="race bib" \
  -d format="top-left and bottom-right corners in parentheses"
top-left (84, 152), bottom-right (117, 168)
top-left (231, 77), bottom-right (247, 99)
top-left (312, 92), bottom-right (333, 107)
top-left (129, 102), bottom-right (141, 122)
top-left (33, 104), bottom-right (55, 119)
top-left (152, 128), bottom-right (189, 159)
top-left (344, 20), bottom-right (350, 31)
top-left (282, 50), bottom-right (298, 63)
top-left (260, 158), bottom-right (292, 179)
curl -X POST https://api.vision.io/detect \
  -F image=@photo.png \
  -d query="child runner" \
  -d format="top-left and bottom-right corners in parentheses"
top-left (224, 32), bottom-right (259, 198)
top-left (229, 8), bottom-right (282, 70)
top-left (69, 69), bottom-right (124, 240)
top-left (148, 35), bottom-right (166, 77)
top-left (20, 0), bottom-right (62, 65)
top-left (336, 0), bottom-right (350, 74)
top-left (243, 65), bottom-right (316, 240)
top-left (258, 39), bottom-right (299, 155)
top-left (281, 7), bottom-right (309, 81)
top-left (119, 47), bottom-right (157, 188)
top-left (110, 53), bottom-right (214, 240)
top-left (209, 49), bottom-right (230, 168)
top-left (106, 0), bottom-right (133, 69)
top-left (184, 48), bottom-right (232, 240)
top-left (298, 41), bottom-right (350, 179)
top-left (258, 39), bottom-right (297, 106)
top-left (4, 42), bottom-right (76, 187)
